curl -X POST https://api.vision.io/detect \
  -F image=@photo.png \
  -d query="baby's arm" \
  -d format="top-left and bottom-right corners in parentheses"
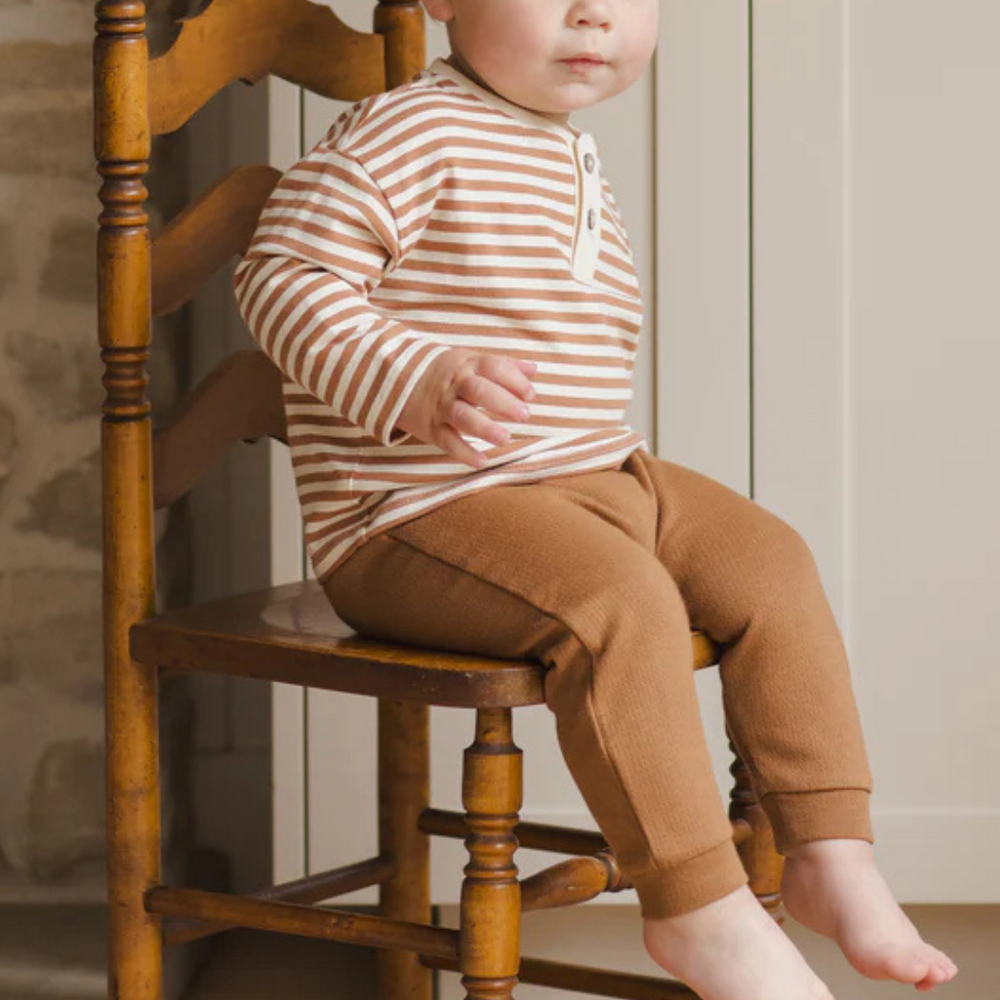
top-left (233, 144), bottom-right (451, 448)
top-left (234, 141), bottom-right (536, 466)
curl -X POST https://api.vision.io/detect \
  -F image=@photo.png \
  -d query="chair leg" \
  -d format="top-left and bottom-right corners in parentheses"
top-left (106, 654), bottom-right (163, 998)
top-left (459, 708), bottom-right (522, 1000)
top-left (727, 734), bottom-right (785, 924)
top-left (378, 699), bottom-right (433, 1000)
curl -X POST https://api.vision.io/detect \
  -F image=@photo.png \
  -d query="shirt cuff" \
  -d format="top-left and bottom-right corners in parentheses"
top-left (363, 341), bottom-right (454, 447)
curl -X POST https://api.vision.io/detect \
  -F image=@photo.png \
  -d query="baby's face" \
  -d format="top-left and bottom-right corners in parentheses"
top-left (422, 0), bottom-right (658, 122)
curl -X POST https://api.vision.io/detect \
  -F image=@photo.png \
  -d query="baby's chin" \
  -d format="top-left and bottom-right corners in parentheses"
top-left (537, 79), bottom-right (627, 114)
top-left (517, 88), bottom-right (613, 119)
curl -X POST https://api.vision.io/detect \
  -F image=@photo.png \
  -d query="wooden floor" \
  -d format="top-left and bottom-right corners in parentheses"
top-left (184, 928), bottom-right (381, 999)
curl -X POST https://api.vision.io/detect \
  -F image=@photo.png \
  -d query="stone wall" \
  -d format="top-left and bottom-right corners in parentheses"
top-left (0, 0), bottom-right (197, 905)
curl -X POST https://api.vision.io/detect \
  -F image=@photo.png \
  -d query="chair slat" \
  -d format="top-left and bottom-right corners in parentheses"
top-left (153, 349), bottom-right (286, 509)
top-left (149, 0), bottom-right (386, 136)
top-left (152, 165), bottom-right (280, 317)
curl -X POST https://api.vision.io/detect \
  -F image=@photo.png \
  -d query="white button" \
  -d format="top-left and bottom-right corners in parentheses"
top-left (587, 208), bottom-right (597, 230)
top-left (584, 152), bottom-right (596, 173)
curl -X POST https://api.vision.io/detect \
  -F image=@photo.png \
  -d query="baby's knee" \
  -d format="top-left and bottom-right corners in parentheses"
top-left (740, 510), bottom-right (824, 599)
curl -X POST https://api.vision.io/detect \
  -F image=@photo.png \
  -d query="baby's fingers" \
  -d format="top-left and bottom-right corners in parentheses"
top-left (510, 357), bottom-right (539, 398)
top-left (457, 367), bottom-right (530, 426)
top-left (451, 396), bottom-right (513, 445)
top-left (436, 421), bottom-right (488, 470)
top-left (475, 356), bottom-right (538, 418)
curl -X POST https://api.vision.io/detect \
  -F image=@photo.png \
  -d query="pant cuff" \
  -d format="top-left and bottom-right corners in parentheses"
top-left (628, 838), bottom-right (749, 919)
top-left (760, 788), bottom-right (874, 855)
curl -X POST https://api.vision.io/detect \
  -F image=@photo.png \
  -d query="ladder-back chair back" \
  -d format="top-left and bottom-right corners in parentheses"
top-left (94, 1), bottom-right (785, 997)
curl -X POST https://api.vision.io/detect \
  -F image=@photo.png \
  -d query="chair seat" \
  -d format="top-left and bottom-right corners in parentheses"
top-left (130, 580), bottom-right (722, 708)
top-left (130, 579), bottom-right (549, 707)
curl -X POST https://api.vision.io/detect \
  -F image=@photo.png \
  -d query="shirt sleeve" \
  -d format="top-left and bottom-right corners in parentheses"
top-left (232, 143), bottom-right (451, 447)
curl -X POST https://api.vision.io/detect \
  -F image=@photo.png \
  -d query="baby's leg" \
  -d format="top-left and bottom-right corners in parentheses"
top-left (323, 475), bottom-right (837, 1000)
top-left (627, 449), bottom-right (957, 990)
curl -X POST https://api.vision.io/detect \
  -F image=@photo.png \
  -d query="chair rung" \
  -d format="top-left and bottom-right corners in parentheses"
top-left (421, 952), bottom-right (698, 999)
top-left (521, 854), bottom-right (621, 911)
top-left (146, 885), bottom-right (455, 958)
top-left (421, 807), bottom-right (608, 854)
top-left (420, 808), bottom-right (753, 853)
top-left (159, 854), bottom-right (394, 946)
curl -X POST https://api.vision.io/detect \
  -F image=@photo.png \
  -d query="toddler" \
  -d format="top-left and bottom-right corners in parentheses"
top-left (232, 1), bottom-right (958, 996)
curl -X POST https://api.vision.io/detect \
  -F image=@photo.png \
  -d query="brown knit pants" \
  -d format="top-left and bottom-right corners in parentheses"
top-left (321, 447), bottom-right (874, 919)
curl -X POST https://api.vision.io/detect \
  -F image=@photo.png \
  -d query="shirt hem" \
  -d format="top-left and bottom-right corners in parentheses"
top-left (315, 435), bottom-right (648, 585)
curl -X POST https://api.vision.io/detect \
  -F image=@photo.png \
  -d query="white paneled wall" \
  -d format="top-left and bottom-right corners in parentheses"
top-left (752, 0), bottom-right (1000, 900)
top-left (844, 0), bottom-right (999, 899)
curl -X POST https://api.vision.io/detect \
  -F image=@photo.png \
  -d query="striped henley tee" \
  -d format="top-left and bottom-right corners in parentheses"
top-left (233, 57), bottom-right (650, 584)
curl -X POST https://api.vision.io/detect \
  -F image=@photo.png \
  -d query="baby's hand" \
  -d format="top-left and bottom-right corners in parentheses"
top-left (394, 347), bottom-right (537, 469)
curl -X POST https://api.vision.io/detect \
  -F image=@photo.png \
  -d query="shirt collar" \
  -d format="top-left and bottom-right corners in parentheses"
top-left (425, 57), bottom-right (582, 140)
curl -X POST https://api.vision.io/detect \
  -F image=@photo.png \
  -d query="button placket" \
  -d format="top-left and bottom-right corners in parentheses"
top-left (571, 132), bottom-right (602, 283)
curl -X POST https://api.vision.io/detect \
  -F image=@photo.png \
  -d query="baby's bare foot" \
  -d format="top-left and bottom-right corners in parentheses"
top-left (643, 883), bottom-right (835, 1000)
top-left (782, 838), bottom-right (958, 991)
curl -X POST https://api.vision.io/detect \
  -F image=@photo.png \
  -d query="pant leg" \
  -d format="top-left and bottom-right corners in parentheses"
top-left (623, 448), bottom-right (875, 854)
top-left (322, 470), bottom-right (749, 919)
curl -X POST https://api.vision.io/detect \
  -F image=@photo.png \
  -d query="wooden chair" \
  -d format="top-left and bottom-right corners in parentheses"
top-left (94, 1), bottom-right (786, 997)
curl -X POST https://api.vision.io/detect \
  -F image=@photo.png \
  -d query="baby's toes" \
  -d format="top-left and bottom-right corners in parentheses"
top-left (914, 964), bottom-right (951, 991)
top-left (932, 955), bottom-right (958, 982)
top-left (930, 948), bottom-right (958, 975)
top-left (892, 945), bottom-right (939, 984)
top-left (911, 952), bottom-right (957, 991)
top-left (924, 946), bottom-right (957, 980)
